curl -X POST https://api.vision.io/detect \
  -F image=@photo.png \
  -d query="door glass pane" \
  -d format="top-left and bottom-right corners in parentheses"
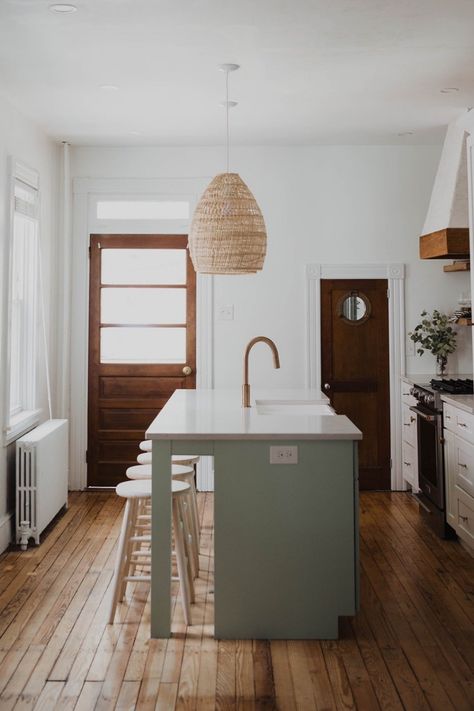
top-left (101, 288), bottom-right (186, 324)
top-left (96, 201), bottom-right (189, 220)
top-left (102, 249), bottom-right (186, 285)
top-left (100, 327), bottom-right (186, 363)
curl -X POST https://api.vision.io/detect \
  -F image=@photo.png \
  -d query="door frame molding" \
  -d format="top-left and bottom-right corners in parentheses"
top-left (305, 263), bottom-right (406, 490)
top-left (69, 177), bottom-right (214, 490)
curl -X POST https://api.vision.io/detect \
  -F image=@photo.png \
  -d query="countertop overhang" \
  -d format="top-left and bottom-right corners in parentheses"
top-left (146, 389), bottom-right (362, 441)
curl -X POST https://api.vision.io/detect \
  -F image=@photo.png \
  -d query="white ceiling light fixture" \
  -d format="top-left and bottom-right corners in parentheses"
top-left (188, 64), bottom-right (267, 275)
top-left (49, 4), bottom-right (78, 13)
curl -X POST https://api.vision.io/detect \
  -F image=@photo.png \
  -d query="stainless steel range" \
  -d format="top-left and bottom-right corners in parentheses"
top-left (409, 378), bottom-right (473, 538)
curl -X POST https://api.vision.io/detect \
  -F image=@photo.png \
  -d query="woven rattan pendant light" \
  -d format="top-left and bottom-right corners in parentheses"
top-left (189, 64), bottom-right (267, 274)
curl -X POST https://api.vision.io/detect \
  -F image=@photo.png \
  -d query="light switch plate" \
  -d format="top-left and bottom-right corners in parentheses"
top-left (270, 446), bottom-right (298, 464)
top-left (217, 304), bottom-right (234, 321)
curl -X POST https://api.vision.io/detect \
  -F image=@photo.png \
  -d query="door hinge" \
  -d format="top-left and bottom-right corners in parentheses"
top-left (390, 458), bottom-right (393, 469)
top-left (387, 288), bottom-right (390, 299)
top-left (85, 450), bottom-right (88, 463)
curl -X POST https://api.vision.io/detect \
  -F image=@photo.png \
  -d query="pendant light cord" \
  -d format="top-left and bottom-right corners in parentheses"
top-left (226, 70), bottom-right (230, 173)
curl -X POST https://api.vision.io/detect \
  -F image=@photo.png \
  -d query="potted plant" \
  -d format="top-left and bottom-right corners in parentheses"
top-left (408, 309), bottom-right (457, 376)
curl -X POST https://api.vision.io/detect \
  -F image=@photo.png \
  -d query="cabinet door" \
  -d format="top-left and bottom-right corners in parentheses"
top-left (454, 435), bottom-right (474, 498)
top-left (402, 404), bottom-right (417, 448)
top-left (444, 429), bottom-right (456, 529)
top-left (402, 440), bottom-right (417, 489)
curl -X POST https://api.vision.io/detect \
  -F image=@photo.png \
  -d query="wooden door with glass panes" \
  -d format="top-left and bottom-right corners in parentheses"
top-left (87, 234), bottom-right (196, 487)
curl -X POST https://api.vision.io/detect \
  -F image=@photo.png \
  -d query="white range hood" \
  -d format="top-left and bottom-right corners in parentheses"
top-left (420, 114), bottom-right (470, 261)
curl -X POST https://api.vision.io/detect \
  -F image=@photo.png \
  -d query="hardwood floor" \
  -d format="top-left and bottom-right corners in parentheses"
top-left (0, 491), bottom-right (473, 710)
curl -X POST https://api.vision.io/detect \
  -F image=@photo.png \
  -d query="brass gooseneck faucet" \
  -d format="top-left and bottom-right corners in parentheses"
top-left (242, 337), bottom-right (281, 407)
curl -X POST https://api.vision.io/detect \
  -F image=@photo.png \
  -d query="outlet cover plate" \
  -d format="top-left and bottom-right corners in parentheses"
top-left (270, 446), bottom-right (298, 464)
top-left (217, 304), bottom-right (234, 321)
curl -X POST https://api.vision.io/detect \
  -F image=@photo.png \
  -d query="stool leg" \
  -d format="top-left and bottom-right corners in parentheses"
top-left (172, 498), bottom-right (193, 625)
top-left (185, 490), bottom-right (200, 577)
top-left (179, 496), bottom-right (195, 601)
top-left (109, 498), bottom-right (133, 623)
top-left (124, 499), bottom-right (146, 588)
top-left (187, 478), bottom-right (200, 572)
top-left (118, 498), bottom-right (139, 601)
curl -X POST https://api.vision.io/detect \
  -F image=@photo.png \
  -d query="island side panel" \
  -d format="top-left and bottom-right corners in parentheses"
top-left (151, 439), bottom-right (172, 638)
top-left (353, 440), bottom-right (360, 611)
top-left (214, 439), bottom-right (357, 639)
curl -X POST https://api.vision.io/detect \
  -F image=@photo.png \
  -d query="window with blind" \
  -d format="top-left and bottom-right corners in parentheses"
top-left (4, 161), bottom-right (40, 442)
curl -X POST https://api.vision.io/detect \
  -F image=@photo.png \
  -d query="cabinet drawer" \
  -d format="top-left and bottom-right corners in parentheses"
top-left (402, 440), bottom-right (418, 488)
top-left (401, 382), bottom-right (416, 407)
top-left (455, 485), bottom-right (474, 548)
top-left (444, 403), bottom-right (474, 443)
top-left (454, 435), bottom-right (474, 498)
top-left (402, 404), bottom-right (417, 448)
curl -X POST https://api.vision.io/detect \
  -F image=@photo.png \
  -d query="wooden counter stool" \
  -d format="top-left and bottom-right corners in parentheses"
top-left (108, 478), bottom-right (194, 626)
top-left (136, 448), bottom-right (201, 536)
top-left (137, 450), bottom-right (200, 469)
top-left (126, 463), bottom-right (200, 578)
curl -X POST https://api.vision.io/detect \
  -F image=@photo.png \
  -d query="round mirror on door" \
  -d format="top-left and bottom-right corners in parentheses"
top-left (338, 291), bottom-right (371, 325)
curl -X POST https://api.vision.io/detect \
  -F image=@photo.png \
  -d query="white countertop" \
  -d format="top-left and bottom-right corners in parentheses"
top-left (146, 389), bottom-right (362, 441)
top-left (441, 393), bottom-right (474, 414)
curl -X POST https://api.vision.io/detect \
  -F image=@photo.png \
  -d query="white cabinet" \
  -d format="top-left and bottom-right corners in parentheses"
top-left (443, 402), bottom-right (474, 550)
top-left (401, 382), bottom-right (418, 491)
top-left (443, 429), bottom-right (457, 529)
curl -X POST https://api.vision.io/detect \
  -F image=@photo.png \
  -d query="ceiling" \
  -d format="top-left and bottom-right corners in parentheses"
top-left (1, 0), bottom-right (474, 146)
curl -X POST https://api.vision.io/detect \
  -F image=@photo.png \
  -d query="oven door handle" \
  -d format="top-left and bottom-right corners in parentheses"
top-left (409, 406), bottom-right (436, 422)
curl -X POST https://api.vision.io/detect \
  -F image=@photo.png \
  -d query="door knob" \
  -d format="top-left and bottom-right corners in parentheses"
top-left (182, 365), bottom-right (193, 376)
top-left (324, 383), bottom-right (331, 391)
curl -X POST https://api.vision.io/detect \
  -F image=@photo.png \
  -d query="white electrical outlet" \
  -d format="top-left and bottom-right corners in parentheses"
top-left (406, 337), bottom-right (415, 357)
top-left (217, 304), bottom-right (234, 321)
top-left (270, 446), bottom-right (298, 464)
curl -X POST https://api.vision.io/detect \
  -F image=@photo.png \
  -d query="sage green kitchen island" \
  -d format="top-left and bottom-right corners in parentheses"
top-left (146, 389), bottom-right (362, 639)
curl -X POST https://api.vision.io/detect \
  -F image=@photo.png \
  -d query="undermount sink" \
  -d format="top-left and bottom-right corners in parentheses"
top-left (255, 399), bottom-right (335, 416)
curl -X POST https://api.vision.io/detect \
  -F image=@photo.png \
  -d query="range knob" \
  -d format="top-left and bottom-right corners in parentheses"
top-left (425, 393), bottom-right (435, 405)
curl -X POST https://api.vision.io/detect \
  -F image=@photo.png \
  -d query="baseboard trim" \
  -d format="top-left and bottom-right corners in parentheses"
top-left (0, 512), bottom-right (13, 554)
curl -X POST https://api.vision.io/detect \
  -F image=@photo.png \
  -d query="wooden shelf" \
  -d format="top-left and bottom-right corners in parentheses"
top-left (443, 261), bottom-right (470, 272)
top-left (420, 228), bottom-right (470, 259)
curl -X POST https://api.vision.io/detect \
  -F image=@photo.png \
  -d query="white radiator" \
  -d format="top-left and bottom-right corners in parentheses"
top-left (16, 419), bottom-right (68, 549)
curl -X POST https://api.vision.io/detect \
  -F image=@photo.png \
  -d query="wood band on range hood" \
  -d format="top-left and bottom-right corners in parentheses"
top-left (419, 228), bottom-right (469, 259)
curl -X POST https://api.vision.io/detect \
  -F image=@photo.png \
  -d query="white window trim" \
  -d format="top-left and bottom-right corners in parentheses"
top-left (2, 158), bottom-right (41, 446)
top-left (4, 409), bottom-right (42, 446)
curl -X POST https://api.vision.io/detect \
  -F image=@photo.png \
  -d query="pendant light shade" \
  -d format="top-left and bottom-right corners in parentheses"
top-left (188, 64), bottom-right (267, 274)
top-left (189, 172), bottom-right (267, 274)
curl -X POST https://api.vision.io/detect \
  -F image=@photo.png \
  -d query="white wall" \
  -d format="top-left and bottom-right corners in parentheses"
top-left (72, 144), bottom-right (472, 388)
top-left (0, 95), bottom-right (60, 551)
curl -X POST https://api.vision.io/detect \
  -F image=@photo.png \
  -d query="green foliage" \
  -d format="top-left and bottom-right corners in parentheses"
top-left (408, 310), bottom-right (457, 358)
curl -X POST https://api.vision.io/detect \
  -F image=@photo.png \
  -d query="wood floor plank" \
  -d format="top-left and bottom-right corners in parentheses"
top-left (362, 496), bottom-right (474, 708)
top-left (70, 680), bottom-right (102, 711)
top-left (270, 641), bottom-right (296, 711)
top-left (0, 491), bottom-right (472, 711)
top-left (304, 640), bottom-right (338, 711)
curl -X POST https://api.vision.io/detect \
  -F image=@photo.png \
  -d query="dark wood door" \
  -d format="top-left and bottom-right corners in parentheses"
top-left (321, 279), bottom-right (390, 490)
top-left (87, 234), bottom-right (196, 487)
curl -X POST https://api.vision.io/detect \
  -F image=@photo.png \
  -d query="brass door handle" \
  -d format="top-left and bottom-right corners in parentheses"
top-left (324, 383), bottom-right (331, 391)
top-left (182, 365), bottom-right (193, 376)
